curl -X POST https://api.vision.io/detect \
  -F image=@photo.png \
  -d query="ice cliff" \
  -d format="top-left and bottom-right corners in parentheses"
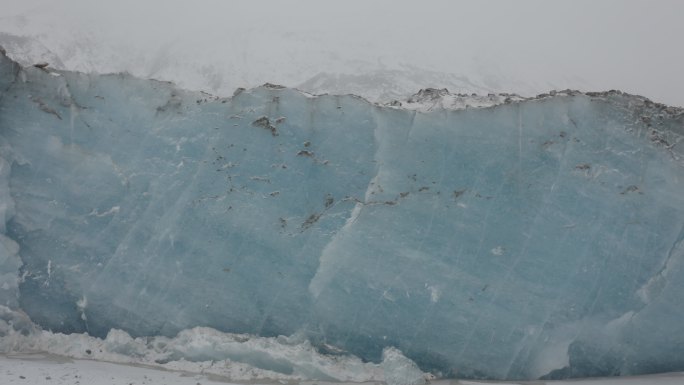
top-left (1, 51), bottom-right (684, 381)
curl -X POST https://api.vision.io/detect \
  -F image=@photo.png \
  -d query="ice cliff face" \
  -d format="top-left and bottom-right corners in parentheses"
top-left (1, 51), bottom-right (684, 381)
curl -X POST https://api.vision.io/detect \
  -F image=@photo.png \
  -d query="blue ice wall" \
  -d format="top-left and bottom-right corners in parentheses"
top-left (1, 51), bottom-right (684, 380)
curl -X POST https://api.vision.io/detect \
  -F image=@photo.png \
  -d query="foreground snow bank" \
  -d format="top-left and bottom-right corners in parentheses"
top-left (0, 354), bottom-right (229, 385)
top-left (1, 354), bottom-right (683, 385)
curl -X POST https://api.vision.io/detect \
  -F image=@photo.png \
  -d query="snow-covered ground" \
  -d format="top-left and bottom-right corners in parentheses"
top-left (2, 355), bottom-right (684, 385)
top-left (0, 354), bottom-right (231, 385)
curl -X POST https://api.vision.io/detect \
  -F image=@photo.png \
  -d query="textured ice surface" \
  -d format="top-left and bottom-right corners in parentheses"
top-left (1, 51), bottom-right (684, 381)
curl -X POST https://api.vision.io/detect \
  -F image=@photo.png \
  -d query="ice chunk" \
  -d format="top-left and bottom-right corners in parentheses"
top-left (1, 51), bottom-right (684, 381)
top-left (382, 347), bottom-right (427, 385)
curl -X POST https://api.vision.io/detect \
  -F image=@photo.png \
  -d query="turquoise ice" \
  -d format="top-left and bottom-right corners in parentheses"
top-left (1, 51), bottom-right (683, 380)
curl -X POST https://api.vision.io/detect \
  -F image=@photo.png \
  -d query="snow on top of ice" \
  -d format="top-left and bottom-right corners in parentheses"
top-left (0, 26), bottom-right (587, 105)
top-left (2, 0), bottom-right (684, 107)
top-left (3, 45), bottom-right (681, 118)
top-left (382, 88), bottom-right (527, 111)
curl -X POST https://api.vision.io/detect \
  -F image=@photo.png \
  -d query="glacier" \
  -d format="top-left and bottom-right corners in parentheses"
top-left (0, 50), bottom-right (684, 381)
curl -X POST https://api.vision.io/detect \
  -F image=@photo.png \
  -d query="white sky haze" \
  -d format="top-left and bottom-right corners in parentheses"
top-left (0, 0), bottom-right (682, 105)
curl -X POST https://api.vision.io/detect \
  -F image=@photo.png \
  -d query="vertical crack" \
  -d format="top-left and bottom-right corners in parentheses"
top-left (636, 223), bottom-right (684, 304)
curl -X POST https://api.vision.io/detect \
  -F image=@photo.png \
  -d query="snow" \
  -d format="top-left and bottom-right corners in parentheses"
top-left (1, 1), bottom-right (682, 107)
top-left (1, 355), bottom-right (684, 385)
top-left (0, 354), bottom-right (232, 385)
top-left (0, 2), bottom-right (593, 104)
top-left (383, 88), bottom-right (528, 111)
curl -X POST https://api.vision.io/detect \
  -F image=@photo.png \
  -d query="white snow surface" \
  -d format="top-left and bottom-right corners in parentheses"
top-left (0, 1), bottom-right (592, 104)
top-left (382, 87), bottom-right (529, 112)
top-left (2, 1), bottom-right (683, 108)
top-left (2, 355), bottom-right (684, 385)
top-left (0, 354), bottom-right (231, 385)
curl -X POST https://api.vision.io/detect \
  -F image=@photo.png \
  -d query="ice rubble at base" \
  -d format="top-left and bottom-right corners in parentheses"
top-left (0, 51), bottom-right (684, 382)
top-left (0, 306), bottom-right (426, 384)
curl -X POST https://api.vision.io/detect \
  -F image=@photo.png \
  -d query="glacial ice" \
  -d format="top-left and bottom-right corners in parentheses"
top-left (0, 50), bottom-right (683, 381)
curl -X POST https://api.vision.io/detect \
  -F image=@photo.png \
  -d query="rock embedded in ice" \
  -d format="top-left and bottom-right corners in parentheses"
top-left (0, 50), bottom-right (684, 380)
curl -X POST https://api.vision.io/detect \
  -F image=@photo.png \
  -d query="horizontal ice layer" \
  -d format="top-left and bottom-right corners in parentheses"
top-left (0, 51), bottom-right (684, 380)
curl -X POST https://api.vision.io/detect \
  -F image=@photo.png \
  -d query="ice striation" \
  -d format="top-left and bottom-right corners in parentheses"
top-left (0, 50), bottom-right (684, 381)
